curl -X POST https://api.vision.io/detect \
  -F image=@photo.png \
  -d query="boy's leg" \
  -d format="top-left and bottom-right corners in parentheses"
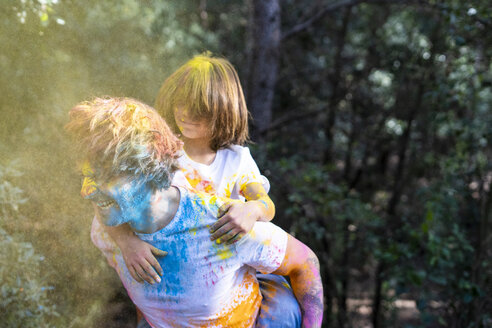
top-left (256, 274), bottom-right (302, 328)
top-left (136, 307), bottom-right (152, 328)
top-left (137, 317), bottom-right (152, 328)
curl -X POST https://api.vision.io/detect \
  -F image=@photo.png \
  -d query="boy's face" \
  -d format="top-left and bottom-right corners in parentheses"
top-left (174, 106), bottom-right (211, 140)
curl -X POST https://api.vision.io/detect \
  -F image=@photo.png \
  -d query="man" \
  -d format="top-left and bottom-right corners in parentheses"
top-left (68, 97), bottom-right (323, 327)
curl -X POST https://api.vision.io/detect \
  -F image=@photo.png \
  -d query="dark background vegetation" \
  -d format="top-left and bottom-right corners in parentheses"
top-left (1, 0), bottom-right (491, 327)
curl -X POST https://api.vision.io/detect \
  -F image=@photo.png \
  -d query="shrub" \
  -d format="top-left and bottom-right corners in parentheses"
top-left (0, 162), bottom-right (58, 327)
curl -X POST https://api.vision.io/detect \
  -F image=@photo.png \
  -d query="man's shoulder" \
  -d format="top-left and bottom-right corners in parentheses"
top-left (175, 187), bottom-right (221, 220)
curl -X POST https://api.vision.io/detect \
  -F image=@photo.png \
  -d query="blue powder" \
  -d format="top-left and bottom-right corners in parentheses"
top-left (107, 178), bottom-right (153, 229)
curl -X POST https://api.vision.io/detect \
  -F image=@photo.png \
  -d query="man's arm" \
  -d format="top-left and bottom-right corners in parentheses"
top-left (272, 235), bottom-right (324, 328)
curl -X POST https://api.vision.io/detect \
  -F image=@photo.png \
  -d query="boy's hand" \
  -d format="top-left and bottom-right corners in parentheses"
top-left (119, 235), bottom-right (168, 284)
top-left (93, 204), bottom-right (167, 285)
top-left (209, 201), bottom-right (260, 245)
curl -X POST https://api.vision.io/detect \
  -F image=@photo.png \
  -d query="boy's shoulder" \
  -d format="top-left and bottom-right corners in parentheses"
top-left (220, 144), bottom-right (253, 159)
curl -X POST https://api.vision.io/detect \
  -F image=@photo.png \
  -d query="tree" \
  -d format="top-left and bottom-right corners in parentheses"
top-left (245, 0), bottom-right (280, 140)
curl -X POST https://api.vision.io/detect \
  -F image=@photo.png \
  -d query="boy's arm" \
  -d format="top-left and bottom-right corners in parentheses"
top-left (272, 234), bottom-right (324, 328)
top-left (241, 182), bottom-right (275, 221)
top-left (210, 182), bottom-right (275, 244)
top-left (93, 204), bottom-right (167, 285)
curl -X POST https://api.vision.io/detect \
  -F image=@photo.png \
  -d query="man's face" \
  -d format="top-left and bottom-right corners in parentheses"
top-left (80, 161), bottom-right (154, 229)
top-left (80, 162), bottom-right (123, 226)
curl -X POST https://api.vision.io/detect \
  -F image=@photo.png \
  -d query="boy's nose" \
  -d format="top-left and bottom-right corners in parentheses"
top-left (180, 112), bottom-right (189, 121)
top-left (176, 107), bottom-right (192, 121)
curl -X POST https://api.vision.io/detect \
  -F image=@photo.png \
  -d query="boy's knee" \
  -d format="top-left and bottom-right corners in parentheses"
top-left (257, 274), bottom-right (302, 327)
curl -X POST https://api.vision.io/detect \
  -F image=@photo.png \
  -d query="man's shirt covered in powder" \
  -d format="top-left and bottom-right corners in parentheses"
top-left (111, 187), bottom-right (288, 328)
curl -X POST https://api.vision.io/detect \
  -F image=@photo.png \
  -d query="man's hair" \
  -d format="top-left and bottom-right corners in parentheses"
top-left (66, 97), bottom-right (182, 189)
top-left (155, 53), bottom-right (249, 151)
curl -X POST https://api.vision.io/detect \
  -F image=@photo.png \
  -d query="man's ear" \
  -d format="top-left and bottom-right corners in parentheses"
top-left (92, 202), bottom-right (126, 227)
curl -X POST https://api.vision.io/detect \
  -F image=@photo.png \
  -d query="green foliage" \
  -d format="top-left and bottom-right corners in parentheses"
top-left (0, 1), bottom-right (225, 326)
top-left (0, 163), bottom-right (58, 327)
top-left (0, 228), bottom-right (58, 328)
top-left (261, 153), bottom-right (385, 323)
top-left (262, 0), bottom-right (492, 326)
top-left (0, 162), bottom-right (26, 217)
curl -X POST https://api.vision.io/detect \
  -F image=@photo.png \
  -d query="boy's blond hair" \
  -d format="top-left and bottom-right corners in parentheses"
top-left (155, 53), bottom-right (249, 151)
top-left (66, 97), bottom-right (182, 189)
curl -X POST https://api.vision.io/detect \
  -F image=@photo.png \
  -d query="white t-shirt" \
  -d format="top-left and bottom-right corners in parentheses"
top-left (112, 187), bottom-right (287, 328)
top-left (178, 145), bottom-right (270, 200)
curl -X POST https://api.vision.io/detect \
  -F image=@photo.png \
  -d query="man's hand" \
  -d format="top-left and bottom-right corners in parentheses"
top-left (209, 201), bottom-right (260, 244)
top-left (118, 235), bottom-right (168, 284)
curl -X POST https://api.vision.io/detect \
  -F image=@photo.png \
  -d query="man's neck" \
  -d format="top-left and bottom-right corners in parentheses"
top-left (131, 186), bottom-right (181, 233)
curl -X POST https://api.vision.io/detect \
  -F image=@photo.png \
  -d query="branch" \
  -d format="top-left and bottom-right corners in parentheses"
top-left (282, 0), bottom-right (363, 40)
top-left (282, 0), bottom-right (426, 40)
top-left (259, 105), bottom-right (326, 135)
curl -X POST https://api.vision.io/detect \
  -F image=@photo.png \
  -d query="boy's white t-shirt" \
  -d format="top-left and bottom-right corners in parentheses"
top-left (111, 187), bottom-right (288, 328)
top-left (177, 145), bottom-right (270, 200)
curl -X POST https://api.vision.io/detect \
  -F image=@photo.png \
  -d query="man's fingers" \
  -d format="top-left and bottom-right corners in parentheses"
top-left (217, 203), bottom-right (232, 218)
top-left (129, 265), bottom-right (144, 283)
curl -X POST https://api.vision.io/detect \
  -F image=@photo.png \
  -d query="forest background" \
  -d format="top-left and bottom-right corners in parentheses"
top-left (0, 0), bottom-right (491, 327)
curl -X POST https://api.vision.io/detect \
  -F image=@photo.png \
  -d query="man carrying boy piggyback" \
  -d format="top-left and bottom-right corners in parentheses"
top-left (67, 97), bottom-right (323, 328)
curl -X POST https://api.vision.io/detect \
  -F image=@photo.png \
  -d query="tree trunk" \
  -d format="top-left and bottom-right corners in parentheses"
top-left (323, 6), bottom-right (352, 164)
top-left (245, 0), bottom-right (280, 141)
top-left (372, 261), bottom-right (385, 328)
